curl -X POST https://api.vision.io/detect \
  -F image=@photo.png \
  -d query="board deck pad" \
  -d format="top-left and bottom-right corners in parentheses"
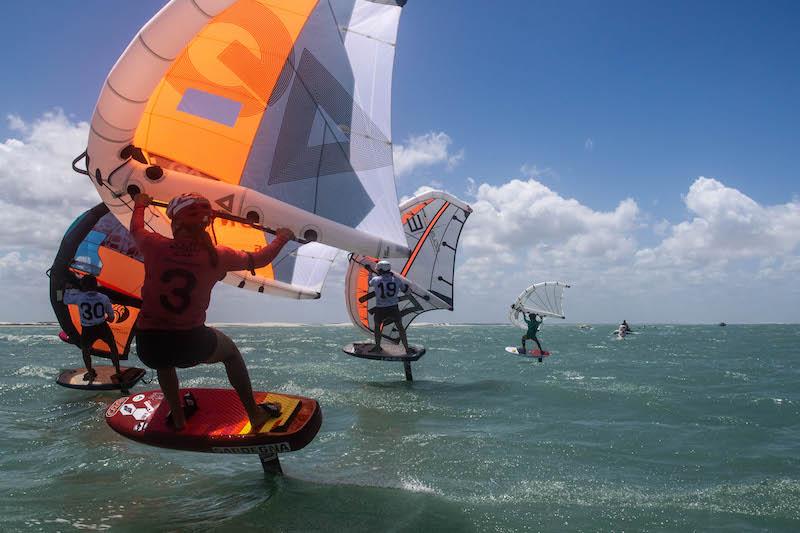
top-left (505, 347), bottom-right (551, 358)
top-left (56, 366), bottom-right (145, 390)
top-left (105, 388), bottom-right (322, 455)
top-left (343, 342), bottom-right (426, 362)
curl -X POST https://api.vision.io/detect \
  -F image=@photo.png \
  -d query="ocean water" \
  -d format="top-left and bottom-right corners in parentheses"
top-left (1, 324), bottom-right (799, 532)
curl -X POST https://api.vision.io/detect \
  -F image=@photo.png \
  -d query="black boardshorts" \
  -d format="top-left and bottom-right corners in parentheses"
top-left (373, 304), bottom-right (402, 328)
top-left (136, 326), bottom-right (218, 369)
top-left (81, 322), bottom-right (116, 353)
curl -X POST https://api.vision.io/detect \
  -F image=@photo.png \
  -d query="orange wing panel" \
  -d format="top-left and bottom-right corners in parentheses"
top-left (97, 248), bottom-right (144, 299)
top-left (356, 256), bottom-right (379, 329)
top-left (135, 0), bottom-right (318, 184)
top-left (210, 218), bottom-right (275, 280)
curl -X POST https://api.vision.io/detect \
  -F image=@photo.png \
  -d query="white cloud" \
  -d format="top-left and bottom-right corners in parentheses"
top-left (653, 219), bottom-right (671, 236)
top-left (584, 138), bottom-right (594, 151)
top-left (0, 250), bottom-right (51, 290)
top-left (520, 163), bottom-right (556, 181)
top-left (6, 114), bottom-right (26, 132)
top-left (0, 111), bottom-right (97, 321)
top-left (393, 132), bottom-right (464, 177)
top-left (451, 175), bottom-right (800, 323)
top-left (461, 178), bottom-right (639, 263)
top-left (2, 111), bottom-right (799, 323)
top-left (0, 110), bottom-right (96, 252)
top-left (636, 177), bottom-right (800, 270)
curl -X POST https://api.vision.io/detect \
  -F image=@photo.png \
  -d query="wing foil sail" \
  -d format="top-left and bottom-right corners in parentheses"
top-left (49, 204), bottom-right (144, 359)
top-left (509, 282), bottom-right (570, 329)
top-left (85, 0), bottom-right (412, 302)
top-left (345, 190), bottom-right (472, 342)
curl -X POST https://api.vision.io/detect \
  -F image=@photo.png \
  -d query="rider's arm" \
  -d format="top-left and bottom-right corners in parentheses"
top-left (130, 194), bottom-right (164, 250)
top-left (250, 233), bottom-right (291, 269)
top-left (218, 233), bottom-right (291, 273)
top-left (130, 199), bottom-right (149, 240)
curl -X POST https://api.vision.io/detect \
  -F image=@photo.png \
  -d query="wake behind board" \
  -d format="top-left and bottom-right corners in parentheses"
top-left (105, 388), bottom-right (321, 461)
top-left (343, 342), bottom-right (426, 362)
top-left (56, 366), bottom-right (145, 391)
top-left (505, 347), bottom-right (551, 358)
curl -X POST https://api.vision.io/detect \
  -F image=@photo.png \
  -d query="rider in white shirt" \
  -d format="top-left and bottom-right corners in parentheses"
top-left (368, 260), bottom-right (413, 354)
top-left (63, 275), bottom-right (121, 382)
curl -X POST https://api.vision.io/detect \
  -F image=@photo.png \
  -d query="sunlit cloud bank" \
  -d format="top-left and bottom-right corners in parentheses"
top-left (0, 110), bottom-right (93, 251)
top-left (1, 113), bottom-right (798, 323)
top-left (635, 177), bottom-right (800, 272)
top-left (450, 175), bottom-right (800, 323)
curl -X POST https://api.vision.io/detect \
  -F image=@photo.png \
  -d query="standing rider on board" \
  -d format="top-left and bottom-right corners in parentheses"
top-left (521, 312), bottom-right (546, 361)
top-left (369, 260), bottom-right (414, 355)
top-left (63, 274), bottom-right (123, 384)
top-left (130, 192), bottom-right (293, 431)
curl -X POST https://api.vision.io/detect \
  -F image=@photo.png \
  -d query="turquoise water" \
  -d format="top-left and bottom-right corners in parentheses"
top-left (1, 324), bottom-right (799, 531)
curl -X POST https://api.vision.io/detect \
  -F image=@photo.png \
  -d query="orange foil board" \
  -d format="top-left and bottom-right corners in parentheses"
top-left (105, 388), bottom-right (321, 454)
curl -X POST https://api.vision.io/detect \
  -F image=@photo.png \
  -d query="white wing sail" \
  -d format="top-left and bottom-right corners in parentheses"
top-left (509, 281), bottom-right (570, 329)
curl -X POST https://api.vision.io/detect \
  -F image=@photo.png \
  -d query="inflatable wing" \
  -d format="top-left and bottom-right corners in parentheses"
top-left (49, 204), bottom-right (144, 359)
top-left (509, 281), bottom-right (570, 329)
top-left (80, 0), bottom-right (411, 299)
top-left (345, 190), bottom-right (472, 342)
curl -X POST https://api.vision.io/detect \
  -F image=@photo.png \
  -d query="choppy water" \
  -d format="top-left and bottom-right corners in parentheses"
top-left (1, 324), bottom-right (799, 532)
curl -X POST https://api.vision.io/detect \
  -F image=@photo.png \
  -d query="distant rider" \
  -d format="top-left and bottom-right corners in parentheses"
top-left (620, 320), bottom-right (632, 334)
top-left (63, 274), bottom-right (123, 383)
top-left (131, 192), bottom-right (293, 431)
top-left (368, 260), bottom-right (413, 354)
top-left (521, 312), bottom-right (545, 361)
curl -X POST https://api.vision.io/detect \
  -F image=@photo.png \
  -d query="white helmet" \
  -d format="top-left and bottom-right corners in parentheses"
top-left (376, 260), bottom-right (391, 273)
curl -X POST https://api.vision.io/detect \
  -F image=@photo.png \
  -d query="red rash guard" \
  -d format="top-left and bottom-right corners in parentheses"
top-left (130, 205), bottom-right (289, 330)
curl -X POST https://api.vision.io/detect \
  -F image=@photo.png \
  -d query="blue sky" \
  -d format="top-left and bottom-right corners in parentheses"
top-left (1, 1), bottom-right (799, 323)
top-left (394, 1), bottom-right (800, 219)
top-left (3, 1), bottom-right (798, 213)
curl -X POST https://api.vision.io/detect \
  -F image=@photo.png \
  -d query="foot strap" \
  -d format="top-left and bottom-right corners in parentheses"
top-left (259, 402), bottom-right (282, 418)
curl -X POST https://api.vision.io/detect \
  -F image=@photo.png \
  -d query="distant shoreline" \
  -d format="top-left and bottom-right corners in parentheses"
top-left (0, 322), bottom-right (59, 327)
top-left (1, 322), bottom-right (797, 327)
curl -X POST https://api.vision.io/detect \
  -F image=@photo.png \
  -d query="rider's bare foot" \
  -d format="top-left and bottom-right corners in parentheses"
top-left (248, 403), bottom-right (281, 433)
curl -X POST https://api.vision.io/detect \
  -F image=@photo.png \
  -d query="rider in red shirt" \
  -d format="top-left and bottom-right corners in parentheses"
top-left (131, 192), bottom-right (293, 431)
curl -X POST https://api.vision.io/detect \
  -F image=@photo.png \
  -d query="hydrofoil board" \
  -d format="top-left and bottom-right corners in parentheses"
top-left (105, 388), bottom-right (321, 456)
top-left (56, 366), bottom-right (145, 391)
top-left (505, 347), bottom-right (551, 358)
top-left (343, 342), bottom-right (426, 362)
